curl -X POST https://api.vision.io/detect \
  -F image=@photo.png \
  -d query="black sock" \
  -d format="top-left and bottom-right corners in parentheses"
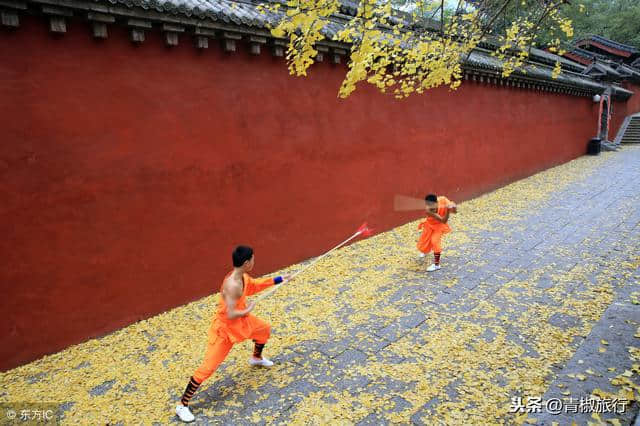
top-left (180, 376), bottom-right (201, 406)
top-left (253, 341), bottom-right (265, 359)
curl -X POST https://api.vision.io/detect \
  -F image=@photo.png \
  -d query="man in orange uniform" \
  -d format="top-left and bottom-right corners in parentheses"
top-left (417, 194), bottom-right (457, 272)
top-left (176, 245), bottom-right (288, 422)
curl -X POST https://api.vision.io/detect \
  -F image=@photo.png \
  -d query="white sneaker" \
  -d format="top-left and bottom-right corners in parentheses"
top-left (175, 404), bottom-right (195, 422)
top-left (249, 357), bottom-right (274, 367)
top-left (426, 264), bottom-right (441, 272)
top-left (418, 253), bottom-right (426, 259)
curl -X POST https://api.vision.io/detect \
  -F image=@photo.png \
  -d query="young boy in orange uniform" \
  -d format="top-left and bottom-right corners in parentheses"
top-left (417, 194), bottom-right (457, 272)
top-left (175, 245), bottom-right (289, 422)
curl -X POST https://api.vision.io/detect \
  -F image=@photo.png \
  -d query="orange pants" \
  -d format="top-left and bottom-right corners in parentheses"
top-left (418, 229), bottom-right (444, 254)
top-left (192, 317), bottom-right (270, 383)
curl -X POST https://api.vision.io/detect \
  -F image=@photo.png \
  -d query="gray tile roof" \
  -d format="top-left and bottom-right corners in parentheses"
top-left (614, 63), bottom-right (640, 81)
top-left (568, 45), bottom-right (609, 62)
top-left (103, 0), bottom-right (282, 27)
top-left (466, 49), bottom-right (604, 91)
top-left (587, 35), bottom-right (639, 55)
top-left (583, 61), bottom-right (623, 79)
top-left (99, 0), bottom-right (579, 69)
top-left (529, 46), bottom-right (585, 72)
top-left (57, 0), bottom-right (633, 95)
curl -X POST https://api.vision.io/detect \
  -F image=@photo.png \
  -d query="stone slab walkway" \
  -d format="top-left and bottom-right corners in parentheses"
top-left (1, 147), bottom-right (639, 425)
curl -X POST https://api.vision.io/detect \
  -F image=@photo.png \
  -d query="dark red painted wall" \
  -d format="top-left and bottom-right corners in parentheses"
top-left (0, 15), bottom-right (607, 370)
top-left (612, 82), bottom-right (640, 138)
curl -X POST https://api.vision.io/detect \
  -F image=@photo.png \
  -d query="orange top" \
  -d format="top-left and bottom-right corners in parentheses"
top-left (209, 272), bottom-right (275, 343)
top-left (418, 196), bottom-right (452, 233)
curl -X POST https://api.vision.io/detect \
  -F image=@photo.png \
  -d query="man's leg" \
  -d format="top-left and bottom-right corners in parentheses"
top-left (176, 334), bottom-right (233, 422)
top-left (247, 316), bottom-right (273, 367)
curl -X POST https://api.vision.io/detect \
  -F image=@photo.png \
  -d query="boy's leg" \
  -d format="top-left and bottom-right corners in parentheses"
top-left (247, 316), bottom-right (273, 367)
top-left (427, 232), bottom-right (443, 271)
top-left (432, 232), bottom-right (442, 264)
top-left (180, 335), bottom-right (233, 406)
top-left (417, 230), bottom-right (432, 259)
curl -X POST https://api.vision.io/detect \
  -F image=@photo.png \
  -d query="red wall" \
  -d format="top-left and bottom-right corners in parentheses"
top-left (0, 16), bottom-right (606, 370)
top-left (612, 82), bottom-right (640, 138)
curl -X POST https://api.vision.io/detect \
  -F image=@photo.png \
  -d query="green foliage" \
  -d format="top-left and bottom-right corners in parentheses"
top-left (570, 0), bottom-right (640, 48)
top-left (484, 0), bottom-right (640, 49)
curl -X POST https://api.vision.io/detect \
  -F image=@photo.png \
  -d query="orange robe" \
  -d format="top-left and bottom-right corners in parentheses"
top-left (417, 196), bottom-right (452, 254)
top-left (193, 273), bottom-right (274, 383)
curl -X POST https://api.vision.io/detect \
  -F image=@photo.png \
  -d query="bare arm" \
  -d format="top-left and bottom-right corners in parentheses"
top-left (222, 280), bottom-right (255, 319)
top-left (225, 292), bottom-right (256, 319)
top-left (225, 297), bottom-right (255, 319)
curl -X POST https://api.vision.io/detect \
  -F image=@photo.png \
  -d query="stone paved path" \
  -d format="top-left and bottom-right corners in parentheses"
top-left (1, 147), bottom-right (639, 425)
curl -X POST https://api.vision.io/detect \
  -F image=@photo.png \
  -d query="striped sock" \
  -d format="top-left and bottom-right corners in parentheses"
top-left (434, 252), bottom-right (441, 266)
top-left (253, 341), bottom-right (265, 359)
top-left (180, 376), bottom-right (201, 406)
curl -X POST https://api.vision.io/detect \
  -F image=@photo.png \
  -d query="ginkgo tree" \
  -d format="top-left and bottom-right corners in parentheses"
top-left (259, 0), bottom-right (579, 98)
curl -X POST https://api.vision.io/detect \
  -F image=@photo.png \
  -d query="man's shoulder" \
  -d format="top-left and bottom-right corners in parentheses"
top-left (222, 274), bottom-right (242, 290)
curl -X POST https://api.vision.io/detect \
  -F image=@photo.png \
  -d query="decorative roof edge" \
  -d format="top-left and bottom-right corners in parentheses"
top-left (575, 34), bottom-right (639, 56)
top-left (0, 0), bottom-right (634, 100)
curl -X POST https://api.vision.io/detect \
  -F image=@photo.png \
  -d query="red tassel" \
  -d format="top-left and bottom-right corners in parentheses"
top-left (356, 222), bottom-right (373, 237)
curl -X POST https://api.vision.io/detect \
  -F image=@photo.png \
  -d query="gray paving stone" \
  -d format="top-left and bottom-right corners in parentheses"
top-left (548, 312), bottom-right (581, 330)
top-left (356, 412), bottom-right (390, 425)
top-left (532, 301), bottom-right (640, 425)
top-left (334, 348), bottom-right (368, 366)
top-left (89, 379), bottom-right (116, 397)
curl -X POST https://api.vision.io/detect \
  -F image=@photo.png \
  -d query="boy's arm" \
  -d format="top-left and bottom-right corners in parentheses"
top-left (442, 208), bottom-right (451, 223)
top-left (442, 197), bottom-right (457, 214)
top-left (245, 276), bottom-right (285, 296)
top-left (425, 210), bottom-right (450, 224)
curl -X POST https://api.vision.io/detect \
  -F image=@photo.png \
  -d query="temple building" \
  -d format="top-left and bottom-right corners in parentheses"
top-left (1, 0), bottom-right (639, 370)
top-left (557, 35), bottom-right (640, 147)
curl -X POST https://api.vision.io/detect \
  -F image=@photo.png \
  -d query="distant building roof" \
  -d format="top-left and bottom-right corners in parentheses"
top-left (614, 63), bottom-right (640, 83)
top-left (575, 35), bottom-right (639, 58)
top-left (558, 35), bottom-right (640, 82)
top-left (583, 61), bottom-right (622, 81)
